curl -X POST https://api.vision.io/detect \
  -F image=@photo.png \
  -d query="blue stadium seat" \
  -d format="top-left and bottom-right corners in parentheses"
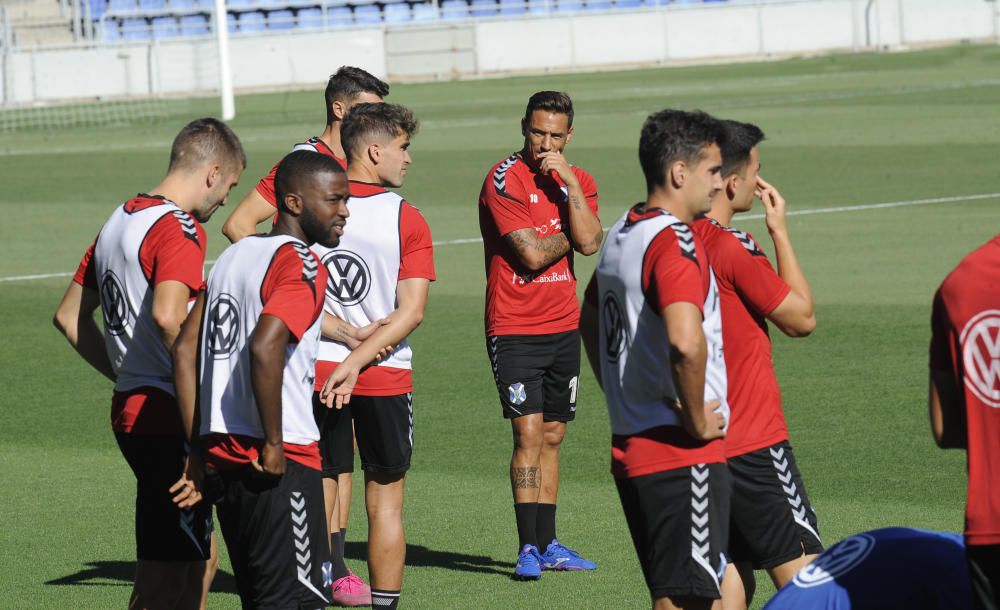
top-left (100, 18), bottom-right (121, 39)
top-left (297, 6), bottom-right (323, 27)
top-left (327, 6), bottom-right (354, 25)
top-left (440, 0), bottom-right (467, 19)
top-left (238, 11), bottom-right (266, 31)
top-left (179, 13), bottom-right (209, 34)
top-left (411, 2), bottom-right (436, 20)
top-left (228, 0), bottom-right (254, 8)
top-left (194, 0), bottom-right (214, 8)
top-left (353, 4), bottom-right (381, 24)
top-left (498, 0), bottom-right (525, 15)
top-left (109, 0), bottom-right (136, 13)
top-left (267, 8), bottom-right (295, 28)
top-left (616, 0), bottom-right (640, 7)
top-left (384, 2), bottom-right (410, 23)
top-left (584, 0), bottom-right (611, 9)
top-left (151, 15), bottom-right (178, 36)
top-left (139, 0), bottom-right (165, 11)
top-left (227, 12), bottom-right (238, 31)
top-left (88, 0), bottom-right (107, 21)
top-left (554, 0), bottom-right (581, 11)
top-left (470, 0), bottom-right (495, 17)
top-left (526, 0), bottom-right (548, 13)
top-left (120, 17), bottom-right (149, 38)
top-left (169, 0), bottom-right (194, 9)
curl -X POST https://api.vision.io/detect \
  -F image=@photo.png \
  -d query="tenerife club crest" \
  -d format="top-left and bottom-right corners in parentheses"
top-left (601, 292), bottom-right (626, 363)
top-left (792, 533), bottom-right (875, 588)
top-left (100, 270), bottom-right (132, 336)
top-left (962, 309), bottom-right (1000, 408)
top-left (322, 250), bottom-right (371, 306)
top-left (206, 293), bottom-right (241, 359)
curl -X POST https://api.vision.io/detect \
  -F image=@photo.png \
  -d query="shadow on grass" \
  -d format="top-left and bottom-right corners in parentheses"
top-left (345, 541), bottom-right (510, 577)
top-left (45, 561), bottom-right (238, 593)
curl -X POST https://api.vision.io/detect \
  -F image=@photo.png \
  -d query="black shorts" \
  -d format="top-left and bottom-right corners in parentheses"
top-left (728, 441), bottom-right (823, 569)
top-left (968, 544), bottom-right (1000, 610)
top-left (313, 393), bottom-right (355, 478)
top-left (214, 460), bottom-right (332, 610)
top-left (115, 432), bottom-right (212, 562)
top-left (615, 463), bottom-right (730, 600)
top-left (351, 393), bottom-right (413, 475)
top-left (486, 330), bottom-right (580, 422)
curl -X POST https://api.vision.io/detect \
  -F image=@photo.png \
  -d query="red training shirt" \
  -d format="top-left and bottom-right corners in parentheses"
top-left (479, 153), bottom-right (599, 336)
top-left (693, 217), bottom-right (792, 458)
top-left (930, 235), bottom-right (1000, 546)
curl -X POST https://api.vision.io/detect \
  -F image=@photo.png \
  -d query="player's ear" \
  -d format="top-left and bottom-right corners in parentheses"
top-left (283, 193), bottom-right (303, 215)
top-left (331, 99), bottom-right (348, 122)
top-left (565, 125), bottom-right (574, 144)
top-left (668, 161), bottom-right (685, 189)
top-left (207, 164), bottom-right (222, 188)
top-left (725, 175), bottom-right (738, 200)
top-left (368, 143), bottom-right (381, 165)
top-left (520, 117), bottom-right (528, 137)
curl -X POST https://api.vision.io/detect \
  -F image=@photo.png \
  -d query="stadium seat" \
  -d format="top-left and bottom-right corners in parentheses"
top-left (411, 2), bottom-right (437, 21)
top-left (151, 15), bottom-right (179, 37)
top-left (109, 0), bottom-right (136, 13)
top-left (440, 0), bottom-right (467, 19)
top-left (179, 13), bottom-right (209, 35)
top-left (526, 0), bottom-right (548, 14)
top-left (470, 0), bottom-right (495, 17)
top-left (584, 0), bottom-right (612, 10)
top-left (554, 0), bottom-right (581, 11)
top-left (194, 0), bottom-right (215, 8)
top-left (296, 6), bottom-right (323, 27)
top-left (227, 11), bottom-right (238, 31)
top-left (228, 0), bottom-right (254, 8)
top-left (383, 2), bottom-right (411, 23)
top-left (139, 0), bottom-right (166, 12)
top-left (498, 0), bottom-right (526, 16)
top-left (267, 8), bottom-right (295, 28)
top-left (616, 0), bottom-right (640, 8)
top-left (100, 18), bottom-right (121, 39)
top-left (120, 17), bottom-right (149, 38)
top-left (353, 4), bottom-right (381, 24)
top-left (327, 6), bottom-right (354, 25)
top-left (238, 10), bottom-right (266, 31)
top-left (88, 0), bottom-right (107, 21)
top-left (169, 0), bottom-right (195, 10)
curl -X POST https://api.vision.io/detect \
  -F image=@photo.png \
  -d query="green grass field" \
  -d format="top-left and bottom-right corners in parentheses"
top-left (2, 43), bottom-right (998, 609)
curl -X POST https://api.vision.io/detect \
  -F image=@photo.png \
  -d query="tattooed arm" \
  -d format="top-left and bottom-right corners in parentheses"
top-left (503, 228), bottom-right (571, 272)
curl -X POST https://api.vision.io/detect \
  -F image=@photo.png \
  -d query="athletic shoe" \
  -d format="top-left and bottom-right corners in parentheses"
top-left (331, 571), bottom-right (372, 606)
top-left (514, 544), bottom-right (543, 580)
top-left (540, 539), bottom-right (598, 571)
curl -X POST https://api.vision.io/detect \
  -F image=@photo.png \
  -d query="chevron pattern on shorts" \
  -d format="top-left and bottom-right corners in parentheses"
top-left (770, 446), bottom-right (822, 543)
top-left (689, 463), bottom-right (722, 593)
top-left (290, 491), bottom-right (329, 603)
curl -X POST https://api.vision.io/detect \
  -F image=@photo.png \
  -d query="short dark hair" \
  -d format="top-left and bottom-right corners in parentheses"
top-left (340, 103), bottom-right (419, 162)
top-left (720, 120), bottom-right (765, 178)
top-left (324, 66), bottom-right (390, 124)
top-left (168, 118), bottom-right (246, 173)
top-left (274, 150), bottom-right (346, 211)
top-left (638, 109), bottom-right (725, 193)
top-left (523, 91), bottom-right (574, 127)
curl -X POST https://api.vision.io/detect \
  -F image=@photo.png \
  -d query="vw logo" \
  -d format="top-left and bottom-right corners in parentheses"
top-left (793, 533), bottom-right (875, 588)
top-left (100, 271), bottom-right (131, 336)
top-left (322, 250), bottom-right (371, 306)
top-left (206, 293), bottom-right (241, 359)
top-left (961, 310), bottom-right (1000, 408)
top-left (602, 292), bottom-right (626, 363)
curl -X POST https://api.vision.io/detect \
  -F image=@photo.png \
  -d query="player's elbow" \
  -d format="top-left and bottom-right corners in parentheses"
top-left (783, 313), bottom-right (816, 338)
top-left (221, 216), bottom-right (247, 244)
top-left (152, 310), bottom-right (184, 339)
top-left (52, 309), bottom-right (71, 337)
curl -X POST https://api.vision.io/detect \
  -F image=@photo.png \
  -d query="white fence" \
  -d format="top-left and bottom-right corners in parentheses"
top-left (2, 0), bottom-right (999, 105)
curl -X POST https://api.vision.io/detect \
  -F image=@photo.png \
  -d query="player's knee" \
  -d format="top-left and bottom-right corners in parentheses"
top-left (542, 427), bottom-right (565, 450)
top-left (511, 416), bottom-right (544, 450)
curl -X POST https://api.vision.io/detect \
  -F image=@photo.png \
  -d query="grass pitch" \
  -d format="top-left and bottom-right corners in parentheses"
top-left (2, 44), bottom-right (998, 609)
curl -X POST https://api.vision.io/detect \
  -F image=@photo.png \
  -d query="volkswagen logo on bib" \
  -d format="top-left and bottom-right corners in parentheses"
top-left (322, 250), bottom-right (371, 306)
top-left (601, 292), bottom-right (626, 363)
top-left (100, 271), bottom-right (131, 336)
top-left (207, 293), bottom-right (241, 359)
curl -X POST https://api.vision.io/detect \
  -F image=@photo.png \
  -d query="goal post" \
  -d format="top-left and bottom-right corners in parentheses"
top-left (213, 0), bottom-right (235, 121)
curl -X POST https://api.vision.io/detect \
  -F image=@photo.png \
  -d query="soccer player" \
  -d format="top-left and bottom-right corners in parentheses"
top-left (221, 65), bottom-right (389, 602)
top-left (477, 90), bottom-right (603, 578)
top-left (580, 109), bottom-right (729, 610)
top-left (929, 234), bottom-right (1000, 610)
top-left (689, 120), bottom-right (820, 609)
top-left (318, 102), bottom-right (433, 610)
top-left (52, 118), bottom-right (245, 609)
top-left (173, 150), bottom-right (349, 609)
top-left (221, 65), bottom-right (389, 241)
top-left (762, 528), bottom-right (974, 609)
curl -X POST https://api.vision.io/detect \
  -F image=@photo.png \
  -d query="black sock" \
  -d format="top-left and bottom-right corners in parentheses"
top-left (371, 588), bottom-right (400, 609)
top-left (536, 503), bottom-right (557, 552)
top-left (514, 502), bottom-right (539, 550)
top-left (329, 531), bottom-right (350, 580)
top-left (339, 527), bottom-right (347, 560)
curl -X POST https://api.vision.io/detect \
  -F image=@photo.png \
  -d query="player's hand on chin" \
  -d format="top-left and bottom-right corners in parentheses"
top-left (321, 364), bottom-right (359, 410)
top-left (253, 441), bottom-right (286, 477)
top-left (169, 454), bottom-right (205, 508)
top-left (537, 151), bottom-right (578, 186)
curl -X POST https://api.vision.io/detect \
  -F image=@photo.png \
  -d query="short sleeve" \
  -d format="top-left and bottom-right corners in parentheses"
top-left (141, 212), bottom-right (207, 292)
top-left (642, 229), bottom-right (705, 314)
top-left (398, 202), bottom-right (436, 281)
top-left (929, 286), bottom-right (955, 372)
top-left (260, 244), bottom-right (325, 340)
top-left (575, 168), bottom-right (600, 217)
top-left (253, 161), bottom-right (281, 208)
top-left (480, 169), bottom-right (533, 237)
top-left (73, 237), bottom-right (99, 289)
top-left (716, 232), bottom-right (791, 317)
